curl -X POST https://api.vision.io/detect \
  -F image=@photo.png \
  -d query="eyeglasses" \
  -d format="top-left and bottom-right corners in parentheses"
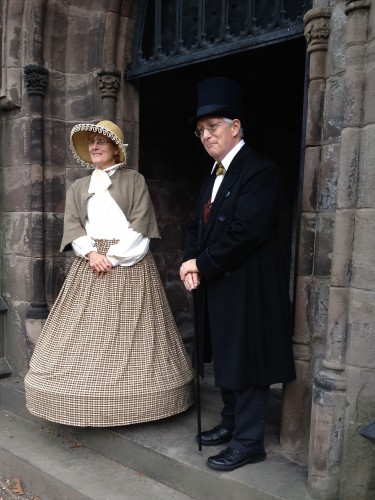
top-left (194, 121), bottom-right (226, 138)
top-left (87, 139), bottom-right (112, 146)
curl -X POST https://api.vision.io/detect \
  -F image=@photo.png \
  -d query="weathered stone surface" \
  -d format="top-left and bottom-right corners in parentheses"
top-left (325, 5), bottom-right (347, 77)
top-left (345, 2), bottom-right (371, 44)
top-left (337, 127), bottom-right (360, 209)
top-left (309, 277), bottom-right (330, 356)
top-left (305, 79), bottom-right (326, 146)
top-left (297, 213), bottom-right (316, 275)
top-left (331, 209), bottom-right (355, 287)
top-left (43, 119), bottom-right (72, 169)
top-left (325, 286), bottom-right (349, 367)
top-left (280, 360), bottom-right (312, 465)
top-left (313, 212), bottom-right (335, 276)
top-left (0, 165), bottom-right (32, 212)
top-left (346, 287), bottom-right (375, 368)
top-left (62, 73), bottom-right (100, 122)
top-left (3, 300), bottom-right (30, 377)
top-left (318, 143), bottom-right (340, 210)
top-left (66, 166), bottom-right (90, 190)
top-left (44, 166), bottom-right (66, 213)
top-left (44, 2), bottom-right (106, 74)
top-left (1, 255), bottom-right (32, 302)
top-left (0, 212), bottom-right (32, 256)
top-left (343, 49), bottom-right (366, 128)
top-left (357, 125), bottom-right (375, 208)
top-left (302, 146), bottom-right (320, 212)
top-left (293, 275), bottom-right (313, 345)
top-left (363, 53), bottom-right (375, 125)
top-left (45, 213), bottom-right (64, 257)
top-left (308, 381), bottom-right (347, 499)
top-left (321, 75), bottom-right (345, 142)
top-left (351, 208), bottom-right (375, 290)
top-left (340, 365), bottom-right (375, 500)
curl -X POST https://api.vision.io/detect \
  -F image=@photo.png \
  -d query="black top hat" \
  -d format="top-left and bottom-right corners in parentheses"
top-left (193, 77), bottom-right (244, 123)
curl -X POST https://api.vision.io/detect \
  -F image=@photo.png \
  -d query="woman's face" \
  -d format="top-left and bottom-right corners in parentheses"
top-left (87, 133), bottom-right (119, 169)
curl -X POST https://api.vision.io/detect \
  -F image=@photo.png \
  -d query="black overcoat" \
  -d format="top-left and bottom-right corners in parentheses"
top-left (184, 144), bottom-right (296, 389)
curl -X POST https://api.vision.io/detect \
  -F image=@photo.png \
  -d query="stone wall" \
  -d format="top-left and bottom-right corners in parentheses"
top-left (0, 0), bottom-right (138, 377)
top-left (281, 1), bottom-right (375, 498)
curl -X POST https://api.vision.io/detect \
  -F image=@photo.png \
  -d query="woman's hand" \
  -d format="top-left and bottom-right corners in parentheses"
top-left (180, 260), bottom-right (200, 291)
top-left (87, 251), bottom-right (113, 277)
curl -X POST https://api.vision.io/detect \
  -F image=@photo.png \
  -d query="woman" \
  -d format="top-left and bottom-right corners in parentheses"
top-left (25, 120), bottom-right (194, 427)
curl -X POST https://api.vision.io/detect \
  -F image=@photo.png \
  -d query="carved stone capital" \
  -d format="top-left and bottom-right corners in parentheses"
top-left (24, 64), bottom-right (49, 97)
top-left (97, 68), bottom-right (121, 98)
top-left (345, 0), bottom-right (371, 15)
top-left (303, 8), bottom-right (332, 53)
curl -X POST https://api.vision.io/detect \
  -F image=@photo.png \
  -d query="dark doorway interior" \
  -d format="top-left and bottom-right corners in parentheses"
top-left (139, 37), bottom-right (306, 327)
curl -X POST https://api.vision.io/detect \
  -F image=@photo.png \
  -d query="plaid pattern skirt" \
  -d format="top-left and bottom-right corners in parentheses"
top-left (25, 241), bottom-right (194, 427)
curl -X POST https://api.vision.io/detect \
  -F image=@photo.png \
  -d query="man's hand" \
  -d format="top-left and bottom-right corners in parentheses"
top-left (87, 251), bottom-right (113, 277)
top-left (180, 259), bottom-right (200, 291)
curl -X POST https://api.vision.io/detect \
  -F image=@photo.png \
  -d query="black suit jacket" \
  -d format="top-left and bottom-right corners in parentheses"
top-left (185, 144), bottom-right (296, 388)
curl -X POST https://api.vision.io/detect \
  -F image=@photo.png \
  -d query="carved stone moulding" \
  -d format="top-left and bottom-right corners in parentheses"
top-left (303, 7), bottom-right (332, 54)
top-left (345, 0), bottom-right (371, 15)
top-left (97, 68), bottom-right (121, 98)
top-left (24, 64), bottom-right (49, 97)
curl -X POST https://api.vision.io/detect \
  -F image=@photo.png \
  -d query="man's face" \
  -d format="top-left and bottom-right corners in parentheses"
top-left (196, 117), bottom-right (241, 162)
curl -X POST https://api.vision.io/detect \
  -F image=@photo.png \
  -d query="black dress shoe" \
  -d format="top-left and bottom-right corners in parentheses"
top-left (207, 447), bottom-right (266, 471)
top-left (196, 424), bottom-right (233, 446)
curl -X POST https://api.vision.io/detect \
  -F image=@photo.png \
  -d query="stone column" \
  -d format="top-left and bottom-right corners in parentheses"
top-left (307, 1), bottom-right (371, 498)
top-left (97, 68), bottom-right (121, 120)
top-left (24, 64), bottom-right (49, 335)
top-left (340, 2), bottom-right (375, 499)
top-left (280, 7), bottom-right (332, 465)
top-left (96, 2), bottom-right (122, 121)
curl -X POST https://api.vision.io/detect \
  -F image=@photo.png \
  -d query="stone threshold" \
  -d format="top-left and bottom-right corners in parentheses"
top-left (0, 368), bottom-right (312, 500)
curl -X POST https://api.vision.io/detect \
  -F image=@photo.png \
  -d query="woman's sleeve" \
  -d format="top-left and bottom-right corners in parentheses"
top-left (71, 235), bottom-right (97, 258)
top-left (60, 183), bottom-right (87, 252)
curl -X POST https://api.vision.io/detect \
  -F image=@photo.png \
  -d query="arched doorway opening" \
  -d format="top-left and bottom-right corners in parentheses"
top-left (138, 36), bottom-right (307, 328)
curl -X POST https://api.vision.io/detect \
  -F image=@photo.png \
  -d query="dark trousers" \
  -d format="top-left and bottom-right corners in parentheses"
top-left (220, 385), bottom-right (270, 454)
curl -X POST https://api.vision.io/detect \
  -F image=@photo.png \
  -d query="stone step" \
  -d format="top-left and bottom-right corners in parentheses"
top-left (0, 409), bottom-right (193, 500)
top-left (0, 368), bottom-right (313, 500)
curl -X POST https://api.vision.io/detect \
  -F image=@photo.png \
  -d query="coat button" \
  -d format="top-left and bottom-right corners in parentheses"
top-left (219, 215), bottom-right (225, 222)
top-left (225, 191), bottom-right (231, 197)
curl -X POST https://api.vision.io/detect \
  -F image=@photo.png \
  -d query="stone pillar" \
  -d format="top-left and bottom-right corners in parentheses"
top-left (280, 6), bottom-right (332, 465)
top-left (97, 68), bottom-right (121, 120)
top-left (340, 2), bottom-right (375, 498)
top-left (307, 1), bottom-right (372, 498)
top-left (96, 2), bottom-right (122, 121)
top-left (24, 64), bottom-right (49, 339)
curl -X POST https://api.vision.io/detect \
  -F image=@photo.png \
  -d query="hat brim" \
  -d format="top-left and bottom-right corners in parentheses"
top-left (70, 123), bottom-right (127, 168)
top-left (189, 105), bottom-right (244, 124)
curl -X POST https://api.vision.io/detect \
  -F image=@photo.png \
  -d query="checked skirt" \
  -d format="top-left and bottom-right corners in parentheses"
top-left (25, 241), bottom-right (194, 427)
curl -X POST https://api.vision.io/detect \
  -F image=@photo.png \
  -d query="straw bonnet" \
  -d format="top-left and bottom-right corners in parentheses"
top-left (70, 120), bottom-right (128, 168)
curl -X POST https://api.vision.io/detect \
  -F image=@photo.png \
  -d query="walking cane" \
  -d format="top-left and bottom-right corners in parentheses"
top-left (192, 288), bottom-right (202, 452)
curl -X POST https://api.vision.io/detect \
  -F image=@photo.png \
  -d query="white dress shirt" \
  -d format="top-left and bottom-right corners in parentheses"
top-left (72, 164), bottom-right (149, 267)
top-left (210, 139), bottom-right (245, 201)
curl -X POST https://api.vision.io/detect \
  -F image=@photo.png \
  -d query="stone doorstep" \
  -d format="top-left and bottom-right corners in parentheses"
top-left (0, 372), bottom-right (313, 500)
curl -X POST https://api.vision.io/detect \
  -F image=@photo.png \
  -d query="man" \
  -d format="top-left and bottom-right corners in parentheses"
top-left (180, 77), bottom-right (296, 471)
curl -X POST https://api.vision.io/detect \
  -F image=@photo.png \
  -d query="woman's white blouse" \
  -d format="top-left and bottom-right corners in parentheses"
top-left (72, 166), bottom-right (150, 267)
